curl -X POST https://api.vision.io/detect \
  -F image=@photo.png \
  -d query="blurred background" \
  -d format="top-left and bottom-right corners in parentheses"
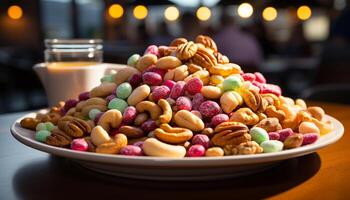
top-left (1, 0), bottom-right (350, 114)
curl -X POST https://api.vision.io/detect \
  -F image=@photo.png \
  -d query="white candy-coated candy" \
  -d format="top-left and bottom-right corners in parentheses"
top-left (90, 126), bottom-right (111, 146)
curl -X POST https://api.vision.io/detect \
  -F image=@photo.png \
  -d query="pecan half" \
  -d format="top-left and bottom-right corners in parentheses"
top-left (224, 141), bottom-right (263, 155)
top-left (58, 117), bottom-right (91, 138)
top-left (176, 41), bottom-right (198, 61)
top-left (195, 35), bottom-right (218, 52)
top-left (265, 105), bottom-right (286, 121)
top-left (255, 117), bottom-right (282, 132)
top-left (169, 38), bottom-right (188, 47)
top-left (187, 63), bottom-right (203, 74)
top-left (45, 128), bottom-right (72, 147)
top-left (212, 122), bottom-right (250, 147)
top-left (213, 52), bottom-right (229, 64)
top-left (158, 46), bottom-right (177, 57)
top-left (242, 89), bottom-right (266, 112)
top-left (190, 47), bottom-right (217, 70)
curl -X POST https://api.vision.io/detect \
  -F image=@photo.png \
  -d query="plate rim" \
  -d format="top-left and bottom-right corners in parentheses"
top-left (10, 111), bottom-right (344, 167)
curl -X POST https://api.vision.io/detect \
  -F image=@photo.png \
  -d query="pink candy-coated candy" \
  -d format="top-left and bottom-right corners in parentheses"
top-left (192, 134), bottom-right (210, 149)
top-left (152, 86), bottom-right (170, 101)
top-left (128, 73), bottom-right (142, 89)
top-left (241, 73), bottom-right (255, 82)
top-left (163, 80), bottom-right (176, 90)
top-left (185, 77), bottom-right (203, 95)
top-left (143, 66), bottom-right (167, 77)
top-left (187, 145), bottom-right (206, 157)
top-left (120, 145), bottom-right (143, 156)
top-left (78, 92), bottom-right (90, 101)
top-left (142, 72), bottom-right (163, 86)
top-left (94, 112), bottom-right (104, 124)
top-left (278, 128), bottom-right (294, 142)
top-left (105, 94), bottom-right (116, 103)
top-left (211, 114), bottom-right (229, 127)
top-left (268, 132), bottom-right (280, 140)
top-left (141, 120), bottom-right (158, 133)
top-left (176, 96), bottom-right (192, 111)
top-left (170, 81), bottom-right (186, 100)
top-left (254, 72), bottom-right (266, 84)
top-left (199, 101), bottom-right (222, 118)
top-left (191, 110), bottom-right (202, 119)
top-left (122, 106), bottom-right (137, 124)
top-left (192, 93), bottom-right (205, 110)
top-left (64, 99), bottom-right (78, 112)
top-left (260, 84), bottom-right (282, 96)
top-left (144, 45), bottom-right (159, 57)
top-left (71, 138), bottom-right (88, 151)
top-left (302, 133), bottom-right (319, 145)
top-left (133, 141), bottom-right (144, 149)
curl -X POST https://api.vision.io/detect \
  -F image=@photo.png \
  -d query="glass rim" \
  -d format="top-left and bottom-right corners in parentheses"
top-left (45, 39), bottom-right (103, 45)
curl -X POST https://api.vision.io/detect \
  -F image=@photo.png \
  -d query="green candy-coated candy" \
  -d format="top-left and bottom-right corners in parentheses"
top-left (45, 122), bottom-right (55, 131)
top-left (249, 127), bottom-right (269, 144)
top-left (100, 74), bottom-right (114, 83)
top-left (108, 98), bottom-right (128, 113)
top-left (35, 130), bottom-right (51, 142)
top-left (116, 82), bottom-right (132, 99)
top-left (127, 54), bottom-right (140, 67)
top-left (89, 108), bottom-right (101, 120)
top-left (223, 76), bottom-right (242, 91)
top-left (36, 123), bottom-right (47, 131)
top-left (261, 140), bottom-right (283, 153)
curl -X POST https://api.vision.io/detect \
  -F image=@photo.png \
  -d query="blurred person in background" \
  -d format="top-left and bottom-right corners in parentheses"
top-left (214, 13), bottom-right (263, 71)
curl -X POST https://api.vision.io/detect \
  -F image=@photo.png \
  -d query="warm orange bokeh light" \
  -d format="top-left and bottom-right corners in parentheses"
top-left (8, 5), bottom-right (23, 20)
top-left (108, 4), bottom-right (124, 19)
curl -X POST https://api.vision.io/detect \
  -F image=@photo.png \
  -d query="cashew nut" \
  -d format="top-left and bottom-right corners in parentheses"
top-left (118, 125), bottom-right (144, 138)
top-left (127, 84), bottom-right (151, 106)
top-left (113, 67), bottom-right (139, 86)
top-left (91, 125), bottom-right (112, 146)
top-left (96, 133), bottom-right (127, 154)
top-left (154, 123), bottom-right (193, 144)
top-left (143, 138), bottom-right (186, 157)
top-left (90, 83), bottom-right (117, 98)
top-left (174, 110), bottom-right (204, 131)
top-left (97, 109), bottom-right (122, 132)
top-left (135, 101), bottom-right (162, 120)
top-left (157, 99), bottom-right (172, 124)
top-left (136, 54), bottom-right (157, 72)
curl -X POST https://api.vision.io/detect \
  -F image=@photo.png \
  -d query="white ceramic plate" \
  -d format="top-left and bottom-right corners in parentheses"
top-left (11, 112), bottom-right (344, 181)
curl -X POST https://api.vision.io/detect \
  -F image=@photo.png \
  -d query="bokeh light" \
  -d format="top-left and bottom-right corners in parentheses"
top-left (238, 3), bottom-right (253, 18)
top-left (108, 4), bottom-right (124, 19)
top-left (164, 6), bottom-right (180, 21)
top-left (297, 5), bottom-right (312, 20)
top-left (133, 5), bottom-right (148, 20)
top-left (262, 7), bottom-right (278, 21)
top-left (8, 5), bottom-right (23, 20)
top-left (196, 6), bottom-right (211, 21)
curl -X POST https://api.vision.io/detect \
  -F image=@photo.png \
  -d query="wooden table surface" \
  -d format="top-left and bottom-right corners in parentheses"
top-left (0, 102), bottom-right (349, 200)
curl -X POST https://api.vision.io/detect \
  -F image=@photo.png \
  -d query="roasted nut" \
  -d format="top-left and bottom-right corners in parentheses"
top-left (224, 141), bottom-right (263, 155)
top-left (113, 67), bottom-right (139, 86)
top-left (257, 113), bottom-right (267, 121)
top-left (97, 109), bottom-right (122, 133)
top-left (190, 48), bottom-right (217, 70)
top-left (262, 93), bottom-right (281, 107)
top-left (118, 125), bottom-right (144, 138)
top-left (45, 128), bottom-right (72, 147)
top-left (230, 108), bottom-right (259, 126)
top-left (212, 122), bottom-right (250, 147)
top-left (195, 35), bottom-right (218, 52)
top-left (90, 82), bottom-right (117, 98)
top-left (284, 134), bottom-right (303, 149)
top-left (187, 63), bottom-right (203, 74)
top-left (20, 117), bottom-right (40, 130)
top-left (201, 86), bottom-right (222, 99)
top-left (184, 70), bottom-right (210, 85)
top-left (295, 99), bottom-right (307, 110)
top-left (41, 112), bottom-right (61, 125)
top-left (213, 52), bottom-right (229, 64)
top-left (265, 105), bottom-right (286, 121)
top-left (255, 117), bottom-right (282, 132)
top-left (174, 110), bottom-right (204, 131)
top-left (176, 41), bottom-right (198, 60)
top-left (156, 56), bottom-right (182, 69)
top-left (136, 101), bottom-right (162, 120)
top-left (220, 91), bottom-right (243, 113)
top-left (242, 89), bottom-right (265, 112)
top-left (81, 104), bottom-right (107, 118)
top-left (76, 97), bottom-right (107, 111)
top-left (158, 46), bottom-right (177, 57)
top-left (136, 54), bottom-right (157, 72)
top-left (210, 75), bottom-right (225, 85)
top-left (91, 125), bottom-right (111, 146)
top-left (134, 113), bottom-right (149, 126)
top-left (307, 106), bottom-right (325, 121)
top-left (164, 65), bottom-right (189, 81)
top-left (96, 133), bottom-right (128, 154)
top-left (143, 138), bottom-right (186, 157)
top-left (205, 147), bottom-right (224, 157)
top-left (209, 64), bottom-right (236, 77)
top-left (154, 124), bottom-right (193, 144)
top-left (127, 84), bottom-right (151, 106)
top-left (58, 117), bottom-right (91, 138)
top-left (201, 127), bottom-right (215, 137)
top-left (169, 38), bottom-right (188, 47)
top-left (157, 99), bottom-right (172, 124)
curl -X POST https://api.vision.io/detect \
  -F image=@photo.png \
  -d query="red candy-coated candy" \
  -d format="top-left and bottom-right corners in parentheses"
top-left (141, 120), bottom-right (158, 133)
top-left (152, 85), bottom-right (170, 101)
top-left (78, 92), bottom-right (90, 101)
top-left (128, 73), bottom-right (142, 89)
top-left (192, 134), bottom-right (210, 149)
top-left (109, 128), bottom-right (120, 136)
top-left (187, 145), bottom-right (206, 157)
top-left (211, 114), bottom-right (229, 127)
top-left (105, 94), bottom-right (116, 103)
top-left (170, 81), bottom-right (186, 100)
top-left (176, 96), bottom-right (192, 111)
top-left (122, 106), bottom-right (137, 124)
top-left (199, 101), bottom-right (222, 118)
top-left (142, 72), bottom-right (163, 86)
top-left (163, 80), bottom-right (176, 90)
top-left (278, 128), bottom-right (293, 142)
top-left (133, 141), bottom-right (144, 148)
top-left (241, 73), bottom-right (255, 82)
top-left (120, 145), bottom-right (143, 156)
top-left (268, 132), bottom-right (280, 140)
top-left (94, 112), bottom-right (104, 124)
top-left (185, 77), bottom-right (203, 95)
top-left (143, 66), bottom-right (167, 77)
top-left (192, 93), bottom-right (205, 110)
top-left (64, 99), bottom-right (78, 112)
top-left (71, 138), bottom-right (88, 151)
top-left (302, 133), bottom-right (319, 145)
top-left (144, 45), bottom-right (159, 57)
top-left (260, 84), bottom-right (282, 96)
top-left (254, 72), bottom-right (266, 84)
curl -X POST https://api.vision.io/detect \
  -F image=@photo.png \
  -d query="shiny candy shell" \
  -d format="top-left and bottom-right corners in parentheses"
top-left (127, 54), bottom-right (140, 67)
top-left (89, 108), bottom-right (102, 120)
top-left (108, 98), bottom-right (128, 113)
top-left (223, 76), bottom-right (242, 91)
top-left (261, 140), bottom-right (283, 153)
top-left (116, 82), bottom-right (133, 99)
top-left (249, 127), bottom-right (269, 144)
top-left (35, 130), bottom-right (51, 142)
